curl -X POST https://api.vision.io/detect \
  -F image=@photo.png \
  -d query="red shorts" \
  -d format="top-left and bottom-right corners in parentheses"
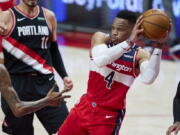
top-left (58, 96), bottom-right (125, 135)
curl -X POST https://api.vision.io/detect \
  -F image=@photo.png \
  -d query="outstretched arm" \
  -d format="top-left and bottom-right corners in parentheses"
top-left (0, 64), bottom-right (70, 117)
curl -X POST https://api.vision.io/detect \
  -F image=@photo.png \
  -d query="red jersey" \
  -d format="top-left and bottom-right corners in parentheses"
top-left (0, 0), bottom-right (14, 11)
top-left (76, 45), bottom-right (139, 111)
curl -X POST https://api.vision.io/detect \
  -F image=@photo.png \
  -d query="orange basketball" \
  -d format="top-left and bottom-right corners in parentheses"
top-left (141, 9), bottom-right (171, 41)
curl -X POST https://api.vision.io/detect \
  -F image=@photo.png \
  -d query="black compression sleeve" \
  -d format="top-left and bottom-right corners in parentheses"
top-left (173, 81), bottom-right (180, 123)
top-left (50, 41), bottom-right (68, 79)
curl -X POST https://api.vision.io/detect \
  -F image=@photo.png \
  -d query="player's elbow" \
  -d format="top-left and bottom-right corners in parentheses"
top-left (13, 111), bottom-right (23, 117)
top-left (140, 71), bottom-right (158, 84)
top-left (141, 78), bottom-right (155, 84)
top-left (92, 55), bottom-right (111, 68)
top-left (13, 104), bottom-right (25, 117)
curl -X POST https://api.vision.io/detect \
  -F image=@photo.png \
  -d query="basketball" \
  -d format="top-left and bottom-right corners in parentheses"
top-left (141, 9), bottom-right (171, 41)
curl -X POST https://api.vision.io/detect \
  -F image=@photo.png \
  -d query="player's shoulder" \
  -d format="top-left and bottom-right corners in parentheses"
top-left (0, 10), bottom-right (12, 18)
top-left (42, 7), bottom-right (56, 20)
top-left (91, 31), bottom-right (110, 49)
top-left (91, 31), bottom-right (109, 43)
top-left (92, 31), bottom-right (109, 38)
top-left (0, 10), bottom-right (12, 22)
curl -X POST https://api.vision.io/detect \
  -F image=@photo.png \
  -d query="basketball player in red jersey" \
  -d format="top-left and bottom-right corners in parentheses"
top-left (0, 0), bottom-right (73, 135)
top-left (0, 0), bottom-right (16, 63)
top-left (58, 10), bottom-right (171, 135)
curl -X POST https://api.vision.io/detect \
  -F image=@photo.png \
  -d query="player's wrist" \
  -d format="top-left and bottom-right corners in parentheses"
top-left (152, 48), bottom-right (162, 56)
top-left (126, 38), bottom-right (134, 47)
top-left (118, 41), bottom-right (132, 51)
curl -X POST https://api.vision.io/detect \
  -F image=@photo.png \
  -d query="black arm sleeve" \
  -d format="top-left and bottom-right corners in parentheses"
top-left (50, 41), bottom-right (68, 79)
top-left (173, 81), bottom-right (180, 123)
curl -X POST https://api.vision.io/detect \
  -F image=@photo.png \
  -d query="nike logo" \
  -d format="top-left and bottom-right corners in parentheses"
top-left (105, 115), bottom-right (114, 119)
top-left (49, 76), bottom-right (54, 81)
top-left (17, 18), bottom-right (26, 22)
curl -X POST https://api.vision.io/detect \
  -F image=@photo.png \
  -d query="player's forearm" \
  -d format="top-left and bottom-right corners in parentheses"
top-left (140, 48), bottom-right (162, 84)
top-left (14, 97), bottom-right (49, 117)
top-left (0, 64), bottom-right (49, 117)
top-left (91, 41), bottom-right (131, 67)
top-left (1, 86), bottom-right (50, 117)
top-left (50, 41), bottom-right (68, 79)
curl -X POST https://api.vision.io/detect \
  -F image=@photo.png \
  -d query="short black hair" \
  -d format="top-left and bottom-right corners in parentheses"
top-left (116, 10), bottom-right (139, 24)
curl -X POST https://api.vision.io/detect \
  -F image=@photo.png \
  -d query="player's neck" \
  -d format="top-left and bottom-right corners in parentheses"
top-left (17, 4), bottom-right (38, 17)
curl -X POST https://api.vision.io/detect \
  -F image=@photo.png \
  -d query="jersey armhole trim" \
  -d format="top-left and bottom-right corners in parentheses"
top-left (42, 7), bottom-right (52, 33)
top-left (3, 8), bottom-right (15, 38)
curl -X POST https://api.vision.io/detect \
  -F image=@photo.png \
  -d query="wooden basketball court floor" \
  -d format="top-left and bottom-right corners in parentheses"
top-left (0, 46), bottom-right (179, 135)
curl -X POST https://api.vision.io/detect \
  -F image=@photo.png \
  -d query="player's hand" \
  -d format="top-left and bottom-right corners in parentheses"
top-left (166, 122), bottom-right (180, 135)
top-left (46, 84), bottom-right (71, 107)
top-left (129, 15), bottom-right (144, 45)
top-left (156, 22), bottom-right (172, 44)
top-left (63, 76), bottom-right (73, 91)
top-left (155, 22), bottom-right (172, 49)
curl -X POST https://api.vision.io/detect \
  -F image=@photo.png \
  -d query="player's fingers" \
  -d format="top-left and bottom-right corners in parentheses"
top-left (49, 83), bottom-right (58, 93)
top-left (174, 126), bottom-right (180, 135)
top-left (166, 129), bottom-right (170, 135)
top-left (61, 95), bottom-right (71, 99)
top-left (136, 28), bottom-right (144, 35)
top-left (138, 19), bottom-right (143, 26)
top-left (59, 89), bottom-right (70, 95)
top-left (66, 79), bottom-right (72, 83)
top-left (168, 126), bottom-right (176, 134)
top-left (65, 82), bottom-right (73, 88)
top-left (136, 15), bottom-right (143, 24)
top-left (58, 95), bottom-right (71, 101)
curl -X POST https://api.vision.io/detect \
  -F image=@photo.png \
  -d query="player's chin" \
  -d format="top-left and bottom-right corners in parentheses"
top-left (114, 39), bottom-right (124, 45)
top-left (29, 2), bottom-right (38, 7)
top-left (111, 38), bottom-right (119, 45)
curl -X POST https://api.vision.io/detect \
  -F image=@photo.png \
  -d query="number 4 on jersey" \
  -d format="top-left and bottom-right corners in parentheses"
top-left (104, 71), bottom-right (115, 89)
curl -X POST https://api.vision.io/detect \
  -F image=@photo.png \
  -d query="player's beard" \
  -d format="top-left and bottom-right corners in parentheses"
top-left (23, 0), bottom-right (38, 7)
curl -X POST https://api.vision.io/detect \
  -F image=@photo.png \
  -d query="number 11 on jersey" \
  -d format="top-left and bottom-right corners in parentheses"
top-left (104, 71), bottom-right (115, 89)
top-left (41, 36), bottom-right (49, 49)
